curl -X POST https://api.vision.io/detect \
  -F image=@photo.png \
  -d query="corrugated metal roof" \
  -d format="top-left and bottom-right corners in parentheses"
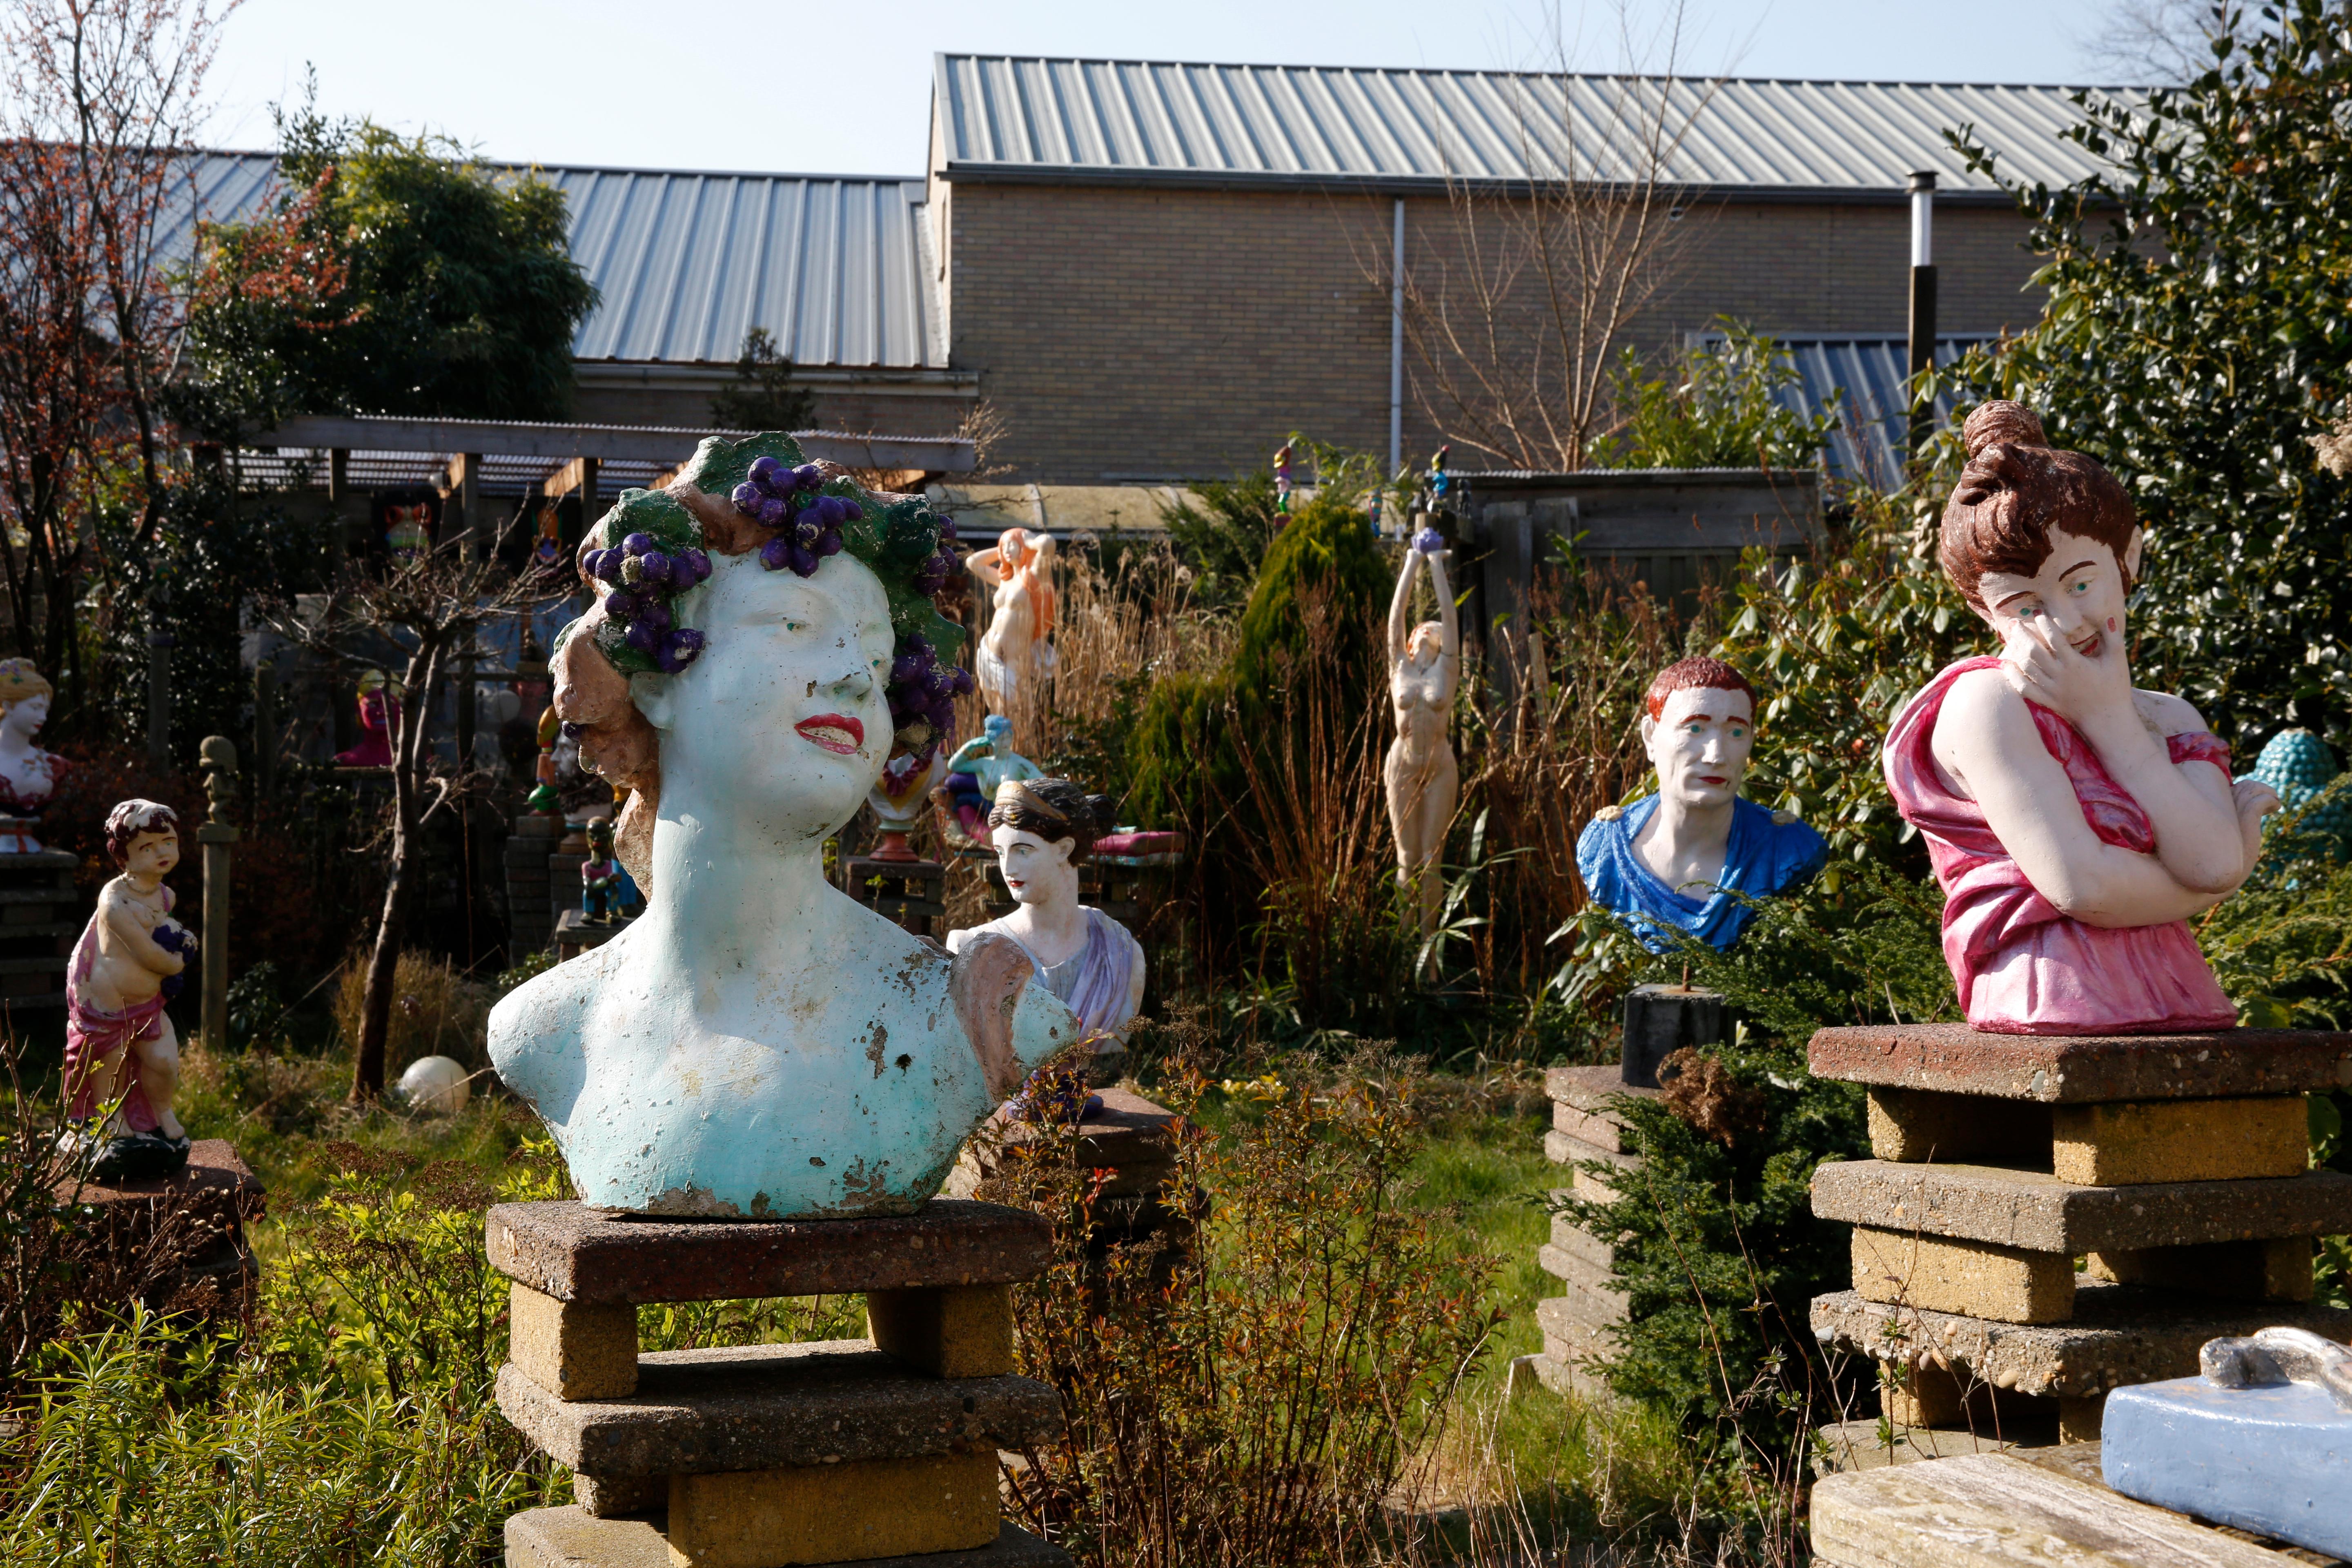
top-left (934, 55), bottom-right (2122, 195)
top-left (1763, 334), bottom-right (1992, 485)
top-left (158, 153), bottom-right (941, 369)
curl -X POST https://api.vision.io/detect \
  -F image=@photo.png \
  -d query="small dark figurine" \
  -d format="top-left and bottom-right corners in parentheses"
top-left (580, 817), bottom-right (637, 924)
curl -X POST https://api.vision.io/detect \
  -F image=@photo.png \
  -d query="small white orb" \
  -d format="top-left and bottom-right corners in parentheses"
top-left (396, 1055), bottom-right (471, 1116)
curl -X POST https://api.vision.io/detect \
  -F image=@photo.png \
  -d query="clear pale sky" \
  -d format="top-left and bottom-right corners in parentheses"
top-left (203, 0), bottom-right (2122, 175)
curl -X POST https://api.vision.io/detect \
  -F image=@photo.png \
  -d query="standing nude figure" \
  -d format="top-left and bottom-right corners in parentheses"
top-left (65, 800), bottom-right (195, 1180)
top-left (1386, 539), bottom-right (1460, 947)
top-left (966, 529), bottom-right (1058, 718)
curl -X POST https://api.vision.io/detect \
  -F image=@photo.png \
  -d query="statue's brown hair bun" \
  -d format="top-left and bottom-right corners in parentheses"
top-left (1961, 400), bottom-right (2047, 459)
top-left (1939, 402), bottom-right (2136, 608)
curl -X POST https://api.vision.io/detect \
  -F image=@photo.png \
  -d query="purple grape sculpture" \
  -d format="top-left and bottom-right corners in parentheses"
top-left (588, 525), bottom-right (713, 673)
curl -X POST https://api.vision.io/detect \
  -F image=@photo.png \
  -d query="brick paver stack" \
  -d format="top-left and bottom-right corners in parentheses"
top-left (490, 1198), bottom-right (1070, 1568)
top-left (1807, 1024), bottom-right (2352, 1449)
top-left (1526, 1065), bottom-right (1660, 1396)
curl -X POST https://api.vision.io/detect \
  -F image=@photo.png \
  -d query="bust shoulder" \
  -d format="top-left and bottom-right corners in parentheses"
top-left (1593, 804), bottom-right (1624, 822)
top-left (2131, 688), bottom-right (2207, 737)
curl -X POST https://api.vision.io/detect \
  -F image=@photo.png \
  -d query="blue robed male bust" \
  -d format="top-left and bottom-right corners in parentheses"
top-left (1577, 658), bottom-right (1826, 953)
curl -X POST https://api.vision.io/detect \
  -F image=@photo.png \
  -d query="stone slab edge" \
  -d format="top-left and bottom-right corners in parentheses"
top-left (1546, 1064), bottom-right (1662, 1113)
top-left (486, 1198), bottom-right (1051, 1303)
top-left (1811, 1161), bottom-right (2352, 1253)
top-left (496, 1345), bottom-right (1061, 1475)
top-left (1807, 1025), bottom-right (2352, 1102)
top-left (1810, 1285), bottom-right (2352, 1399)
top-left (505, 1510), bottom-right (1072, 1568)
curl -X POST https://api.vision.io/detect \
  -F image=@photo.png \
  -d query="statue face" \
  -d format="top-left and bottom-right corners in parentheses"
top-left (646, 550), bottom-right (893, 843)
top-left (1971, 523), bottom-right (2141, 662)
top-left (122, 828), bottom-right (178, 880)
top-left (4, 692), bottom-right (47, 735)
top-left (1408, 621), bottom-right (1443, 667)
top-left (992, 824), bottom-right (1078, 910)
top-left (1641, 685), bottom-right (1754, 810)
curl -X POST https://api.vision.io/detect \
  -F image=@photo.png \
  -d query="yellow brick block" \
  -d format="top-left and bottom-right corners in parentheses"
top-left (2051, 1097), bottom-right (2307, 1186)
top-left (866, 1283), bottom-right (1014, 1378)
top-left (1851, 1227), bottom-right (2074, 1324)
top-left (2082, 1236), bottom-right (2314, 1302)
top-left (2058, 1394), bottom-right (2105, 1444)
top-left (1866, 1089), bottom-right (2050, 1166)
top-left (665, 1449), bottom-right (998, 1568)
top-left (510, 1283), bottom-right (637, 1401)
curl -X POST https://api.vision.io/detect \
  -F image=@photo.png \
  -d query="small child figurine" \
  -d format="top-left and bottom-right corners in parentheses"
top-left (580, 816), bottom-right (637, 924)
top-left (64, 800), bottom-right (195, 1181)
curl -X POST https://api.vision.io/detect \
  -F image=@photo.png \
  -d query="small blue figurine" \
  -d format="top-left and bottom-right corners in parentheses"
top-left (580, 817), bottom-right (637, 925)
top-left (1577, 657), bottom-right (1824, 952)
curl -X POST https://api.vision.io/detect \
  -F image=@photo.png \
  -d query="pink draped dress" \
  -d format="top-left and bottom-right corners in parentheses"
top-left (1884, 656), bottom-right (2237, 1035)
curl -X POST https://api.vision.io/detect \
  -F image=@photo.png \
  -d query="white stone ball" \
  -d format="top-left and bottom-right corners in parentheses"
top-left (396, 1055), bottom-right (471, 1116)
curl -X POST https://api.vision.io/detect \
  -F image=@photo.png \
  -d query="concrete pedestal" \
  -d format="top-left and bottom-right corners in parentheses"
top-left (488, 1198), bottom-right (1072, 1568)
top-left (65, 1138), bottom-right (266, 1319)
top-left (0, 846), bottom-right (82, 1008)
top-left (1525, 1065), bottom-right (1659, 1397)
top-left (1806, 1025), bottom-right (2352, 1451)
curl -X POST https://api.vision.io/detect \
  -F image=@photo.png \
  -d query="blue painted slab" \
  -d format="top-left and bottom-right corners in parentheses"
top-left (2103, 1376), bottom-right (2352, 1559)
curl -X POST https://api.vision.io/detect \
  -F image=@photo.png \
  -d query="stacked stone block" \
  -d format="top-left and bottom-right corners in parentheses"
top-left (1526, 1065), bottom-right (1659, 1396)
top-left (1807, 1025), bottom-right (2352, 1449)
top-left (492, 1198), bottom-right (1071, 1568)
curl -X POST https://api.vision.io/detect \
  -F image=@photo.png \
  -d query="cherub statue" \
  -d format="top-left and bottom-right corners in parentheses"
top-left (0, 658), bottom-right (65, 853)
top-left (948, 778), bottom-right (1145, 1089)
top-left (1386, 535), bottom-right (1461, 944)
top-left (1578, 658), bottom-right (1826, 952)
top-left (64, 801), bottom-right (196, 1180)
top-left (1885, 401), bottom-right (2279, 1033)
top-left (490, 436), bottom-right (1081, 1218)
top-left (966, 529), bottom-right (1057, 715)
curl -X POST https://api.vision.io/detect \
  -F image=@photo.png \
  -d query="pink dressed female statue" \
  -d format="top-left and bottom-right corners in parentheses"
top-left (1885, 401), bottom-right (2280, 1034)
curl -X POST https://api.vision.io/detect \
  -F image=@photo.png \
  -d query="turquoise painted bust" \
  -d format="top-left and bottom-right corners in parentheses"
top-left (488, 436), bottom-right (1078, 1218)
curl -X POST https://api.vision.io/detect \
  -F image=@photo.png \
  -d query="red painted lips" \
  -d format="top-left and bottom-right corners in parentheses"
top-left (794, 713), bottom-right (865, 754)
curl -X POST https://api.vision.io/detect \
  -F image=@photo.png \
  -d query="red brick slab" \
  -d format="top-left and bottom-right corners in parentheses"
top-left (486, 1198), bottom-right (1051, 1304)
top-left (1808, 1025), bottom-right (2352, 1102)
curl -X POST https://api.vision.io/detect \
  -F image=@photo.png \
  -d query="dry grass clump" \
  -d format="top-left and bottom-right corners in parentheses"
top-left (331, 951), bottom-right (494, 1078)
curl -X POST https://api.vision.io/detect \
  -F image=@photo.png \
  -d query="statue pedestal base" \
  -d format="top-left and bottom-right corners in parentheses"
top-left (0, 846), bottom-right (81, 1009)
top-left (488, 1198), bottom-right (1071, 1568)
top-left (555, 909), bottom-right (633, 961)
top-left (1620, 984), bottom-right (1726, 1088)
top-left (1525, 1065), bottom-right (1663, 1399)
top-left (841, 856), bottom-right (947, 938)
top-left (1807, 1023), bottom-right (2352, 1452)
top-left (63, 1136), bottom-right (265, 1321)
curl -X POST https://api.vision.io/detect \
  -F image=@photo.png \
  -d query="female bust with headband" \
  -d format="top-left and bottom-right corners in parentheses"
top-left (947, 777), bottom-right (1145, 1087)
top-left (1885, 401), bottom-right (2279, 1033)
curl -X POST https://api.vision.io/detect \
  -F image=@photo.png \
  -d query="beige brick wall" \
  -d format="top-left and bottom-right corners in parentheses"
top-left (570, 376), bottom-right (974, 439)
top-left (944, 181), bottom-right (2047, 483)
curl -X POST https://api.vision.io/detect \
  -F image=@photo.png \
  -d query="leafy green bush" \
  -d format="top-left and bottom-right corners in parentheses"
top-left (1941, 0), bottom-right (2352, 745)
top-left (1559, 866), bottom-right (1946, 1455)
top-left (1592, 318), bottom-right (1841, 472)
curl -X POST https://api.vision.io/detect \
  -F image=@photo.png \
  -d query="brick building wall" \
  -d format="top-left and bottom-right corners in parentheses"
top-left (943, 180), bottom-right (2048, 484)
